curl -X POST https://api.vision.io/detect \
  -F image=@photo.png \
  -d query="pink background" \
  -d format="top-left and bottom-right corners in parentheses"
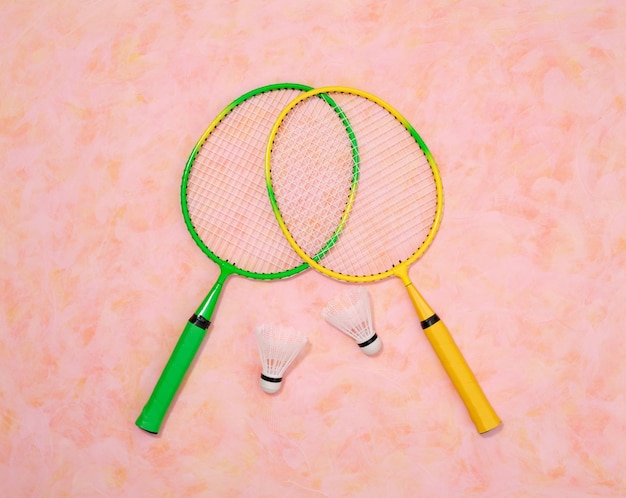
top-left (2, 1), bottom-right (626, 496)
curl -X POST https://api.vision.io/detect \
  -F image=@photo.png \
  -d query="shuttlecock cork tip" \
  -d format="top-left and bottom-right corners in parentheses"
top-left (259, 374), bottom-right (283, 394)
top-left (359, 333), bottom-right (382, 355)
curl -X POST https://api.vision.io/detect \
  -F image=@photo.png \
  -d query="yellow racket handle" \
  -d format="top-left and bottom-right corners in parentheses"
top-left (405, 282), bottom-right (501, 433)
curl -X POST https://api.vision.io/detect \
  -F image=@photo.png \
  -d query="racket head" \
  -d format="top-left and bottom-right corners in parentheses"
top-left (265, 86), bottom-right (444, 283)
top-left (181, 83), bottom-right (314, 281)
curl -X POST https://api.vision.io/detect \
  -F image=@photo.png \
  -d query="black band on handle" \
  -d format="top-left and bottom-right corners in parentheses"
top-left (358, 333), bottom-right (379, 348)
top-left (260, 374), bottom-right (282, 383)
top-left (189, 314), bottom-right (211, 330)
top-left (420, 314), bottom-right (440, 330)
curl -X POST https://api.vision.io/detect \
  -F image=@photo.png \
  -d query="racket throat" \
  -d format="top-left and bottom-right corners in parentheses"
top-left (193, 269), bottom-right (230, 325)
top-left (399, 272), bottom-right (437, 327)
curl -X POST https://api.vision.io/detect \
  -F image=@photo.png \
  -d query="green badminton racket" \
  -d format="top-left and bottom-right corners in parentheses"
top-left (136, 83), bottom-right (358, 434)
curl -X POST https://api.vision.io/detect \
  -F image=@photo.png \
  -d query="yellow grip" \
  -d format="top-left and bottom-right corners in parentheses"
top-left (405, 283), bottom-right (501, 433)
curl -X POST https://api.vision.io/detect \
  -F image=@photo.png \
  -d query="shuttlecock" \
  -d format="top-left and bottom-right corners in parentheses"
top-left (321, 287), bottom-right (381, 355)
top-left (255, 324), bottom-right (307, 394)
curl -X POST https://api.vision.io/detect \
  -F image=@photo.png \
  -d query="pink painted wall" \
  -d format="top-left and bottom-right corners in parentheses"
top-left (2, 1), bottom-right (625, 496)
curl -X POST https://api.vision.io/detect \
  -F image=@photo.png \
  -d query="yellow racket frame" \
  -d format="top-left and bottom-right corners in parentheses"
top-left (266, 86), bottom-right (501, 434)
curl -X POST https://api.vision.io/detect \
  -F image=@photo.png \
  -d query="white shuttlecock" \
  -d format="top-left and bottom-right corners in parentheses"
top-left (321, 287), bottom-right (381, 355)
top-left (255, 324), bottom-right (307, 394)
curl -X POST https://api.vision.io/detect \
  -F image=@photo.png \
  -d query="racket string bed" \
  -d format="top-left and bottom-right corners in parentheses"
top-left (186, 89), bottom-right (308, 275)
top-left (336, 96), bottom-right (439, 275)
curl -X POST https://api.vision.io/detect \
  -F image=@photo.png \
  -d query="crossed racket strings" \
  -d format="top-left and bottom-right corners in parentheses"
top-left (270, 91), bottom-right (439, 278)
top-left (268, 97), bottom-right (357, 260)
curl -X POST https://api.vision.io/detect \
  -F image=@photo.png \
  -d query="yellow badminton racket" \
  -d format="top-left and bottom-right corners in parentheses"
top-left (265, 87), bottom-right (501, 433)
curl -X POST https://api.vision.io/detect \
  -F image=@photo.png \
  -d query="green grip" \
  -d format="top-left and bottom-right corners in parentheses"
top-left (136, 271), bottom-right (228, 434)
top-left (135, 319), bottom-right (208, 433)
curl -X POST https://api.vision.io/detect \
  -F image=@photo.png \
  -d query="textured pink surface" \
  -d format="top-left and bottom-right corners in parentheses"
top-left (2, 1), bottom-right (626, 496)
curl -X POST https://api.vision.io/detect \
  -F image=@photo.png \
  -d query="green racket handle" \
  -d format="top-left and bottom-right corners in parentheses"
top-left (135, 270), bottom-right (228, 434)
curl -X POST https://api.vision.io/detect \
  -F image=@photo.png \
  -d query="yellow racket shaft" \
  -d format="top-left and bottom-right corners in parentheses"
top-left (403, 278), bottom-right (501, 433)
